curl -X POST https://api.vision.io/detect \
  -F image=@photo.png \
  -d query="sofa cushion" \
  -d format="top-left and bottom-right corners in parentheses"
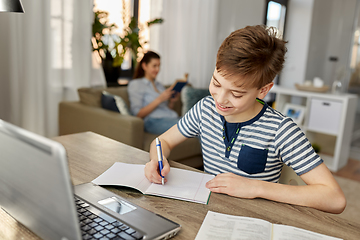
top-left (101, 92), bottom-right (119, 112)
top-left (77, 86), bottom-right (131, 109)
top-left (101, 91), bottom-right (130, 115)
top-left (105, 87), bottom-right (130, 108)
top-left (78, 87), bottom-right (104, 107)
top-left (181, 86), bottom-right (210, 115)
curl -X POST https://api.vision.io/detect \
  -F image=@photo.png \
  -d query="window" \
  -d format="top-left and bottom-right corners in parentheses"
top-left (264, 0), bottom-right (288, 39)
top-left (51, 0), bottom-right (74, 69)
top-left (263, 0), bottom-right (288, 104)
top-left (93, 0), bottom-right (151, 67)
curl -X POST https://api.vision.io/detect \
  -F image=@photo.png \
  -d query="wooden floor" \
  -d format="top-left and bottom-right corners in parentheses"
top-left (332, 158), bottom-right (360, 182)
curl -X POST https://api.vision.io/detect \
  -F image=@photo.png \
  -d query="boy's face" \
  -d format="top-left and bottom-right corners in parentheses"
top-left (209, 69), bottom-right (273, 122)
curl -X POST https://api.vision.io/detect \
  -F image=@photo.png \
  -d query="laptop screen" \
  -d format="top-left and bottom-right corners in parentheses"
top-left (0, 120), bottom-right (181, 240)
top-left (0, 119), bottom-right (82, 240)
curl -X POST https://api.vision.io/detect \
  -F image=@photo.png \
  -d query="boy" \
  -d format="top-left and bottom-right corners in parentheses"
top-left (144, 25), bottom-right (346, 214)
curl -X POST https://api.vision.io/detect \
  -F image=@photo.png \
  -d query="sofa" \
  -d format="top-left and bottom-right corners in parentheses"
top-left (58, 86), bottom-right (208, 169)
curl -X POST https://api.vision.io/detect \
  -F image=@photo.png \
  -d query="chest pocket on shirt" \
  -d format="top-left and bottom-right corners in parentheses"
top-left (237, 145), bottom-right (268, 174)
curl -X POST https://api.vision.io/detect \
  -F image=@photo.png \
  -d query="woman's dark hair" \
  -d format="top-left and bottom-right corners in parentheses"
top-left (133, 51), bottom-right (160, 79)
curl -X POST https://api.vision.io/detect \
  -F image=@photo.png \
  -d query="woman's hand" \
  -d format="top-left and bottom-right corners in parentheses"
top-left (145, 152), bottom-right (171, 184)
top-left (205, 173), bottom-right (260, 199)
top-left (168, 92), bottom-right (180, 109)
top-left (136, 88), bottom-right (176, 118)
top-left (169, 92), bottom-right (180, 102)
top-left (157, 88), bottom-right (174, 103)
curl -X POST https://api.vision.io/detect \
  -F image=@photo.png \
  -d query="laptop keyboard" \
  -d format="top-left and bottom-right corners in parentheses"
top-left (75, 197), bottom-right (144, 240)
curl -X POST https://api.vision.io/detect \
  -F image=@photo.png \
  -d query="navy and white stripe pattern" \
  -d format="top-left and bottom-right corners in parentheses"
top-left (177, 96), bottom-right (323, 182)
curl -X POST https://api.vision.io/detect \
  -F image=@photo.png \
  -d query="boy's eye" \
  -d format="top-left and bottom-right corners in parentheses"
top-left (232, 94), bottom-right (243, 98)
top-left (212, 79), bottom-right (221, 87)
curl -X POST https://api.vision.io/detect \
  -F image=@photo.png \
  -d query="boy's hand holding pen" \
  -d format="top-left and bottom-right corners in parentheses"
top-left (156, 138), bottom-right (165, 185)
top-left (144, 137), bottom-right (170, 184)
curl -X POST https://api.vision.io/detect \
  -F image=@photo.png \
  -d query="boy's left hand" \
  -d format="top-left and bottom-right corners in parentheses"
top-left (205, 172), bottom-right (259, 199)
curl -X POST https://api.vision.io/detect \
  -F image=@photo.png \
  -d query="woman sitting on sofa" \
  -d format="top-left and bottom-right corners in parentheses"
top-left (127, 51), bottom-right (180, 135)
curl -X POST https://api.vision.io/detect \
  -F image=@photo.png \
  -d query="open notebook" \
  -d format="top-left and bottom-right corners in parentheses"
top-left (92, 162), bottom-right (215, 204)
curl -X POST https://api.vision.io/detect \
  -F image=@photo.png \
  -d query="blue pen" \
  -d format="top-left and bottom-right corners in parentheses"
top-left (155, 138), bottom-right (165, 185)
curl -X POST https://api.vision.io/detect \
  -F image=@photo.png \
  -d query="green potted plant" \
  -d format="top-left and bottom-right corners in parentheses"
top-left (92, 10), bottom-right (163, 85)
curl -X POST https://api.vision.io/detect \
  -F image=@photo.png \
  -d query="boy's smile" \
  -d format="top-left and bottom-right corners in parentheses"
top-left (209, 69), bottom-right (272, 123)
top-left (216, 102), bottom-right (232, 111)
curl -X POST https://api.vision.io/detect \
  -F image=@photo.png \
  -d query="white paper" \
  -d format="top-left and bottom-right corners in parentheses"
top-left (195, 211), bottom-right (343, 240)
top-left (92, 163), bottom-right (151, 193)
top-left (272, 224), bottom-right (342, 240)
top-left (145, 167), bottom-right (214, 203)
top-left (92, 162), bottom-right (215, 204)
top-left (195, 211), bottom-right (272, 240)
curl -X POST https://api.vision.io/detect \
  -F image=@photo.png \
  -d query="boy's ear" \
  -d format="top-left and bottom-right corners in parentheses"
top-left (258, 82), bottom-right (274, 99)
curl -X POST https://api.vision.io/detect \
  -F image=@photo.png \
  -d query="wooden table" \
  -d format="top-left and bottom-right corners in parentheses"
top-left (1, 132), bottom-right (360, 240)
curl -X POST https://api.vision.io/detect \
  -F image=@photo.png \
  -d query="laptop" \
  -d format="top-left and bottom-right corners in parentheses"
top-left (0, 119), bottom-right (181, 240)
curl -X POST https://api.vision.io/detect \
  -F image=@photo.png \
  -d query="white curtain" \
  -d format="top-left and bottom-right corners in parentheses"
top-left (150, 0), bottom-right (219, 88)
top-left (0, 0), bottom-right (105, 137)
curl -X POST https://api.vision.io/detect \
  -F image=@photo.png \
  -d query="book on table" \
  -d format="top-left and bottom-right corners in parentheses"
top-left (195, 211), bottom-right (342, 240)
top-left (92, 162), bottom-right (215, 204)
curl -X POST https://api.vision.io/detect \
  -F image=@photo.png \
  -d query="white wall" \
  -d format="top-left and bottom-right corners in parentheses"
top-left (280, 0), bottom-right (314, 88)
top-left (322, 0), bottom-right (357, 88)
top-left (305, 0), bottom-right (332, 82)
top-left (0, 15), bottom-right (13, 122)
top-left (297, 0), bottom-right (357, 89)
top-left (216, 0), bottom-right (265, 48)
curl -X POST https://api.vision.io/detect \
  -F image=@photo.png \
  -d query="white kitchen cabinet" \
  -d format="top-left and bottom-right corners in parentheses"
top-left (270, 86), bottom-right (358, 172)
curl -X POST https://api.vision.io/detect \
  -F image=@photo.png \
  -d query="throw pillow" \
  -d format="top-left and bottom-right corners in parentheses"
top-left (101, 91), bottom-right (131, 115)
top-left (78, 87), bottom-right (104, 107)
top-left (181, 86), bottom-right (210, 115)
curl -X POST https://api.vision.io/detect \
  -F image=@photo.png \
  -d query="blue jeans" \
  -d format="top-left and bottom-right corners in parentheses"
top-left (144, 117), bottom-right (180, 135)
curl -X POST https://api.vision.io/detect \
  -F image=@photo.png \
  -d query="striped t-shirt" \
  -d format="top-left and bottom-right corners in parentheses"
top-left (177, 96), bottom-right (323, 182)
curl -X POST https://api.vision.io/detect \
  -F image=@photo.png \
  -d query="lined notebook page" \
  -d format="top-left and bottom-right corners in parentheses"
top-left (92, 162), bottom-right (214, 204)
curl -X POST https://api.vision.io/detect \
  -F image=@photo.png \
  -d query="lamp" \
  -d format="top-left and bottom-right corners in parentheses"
top-left (0, 0), bottom-right (24, 13)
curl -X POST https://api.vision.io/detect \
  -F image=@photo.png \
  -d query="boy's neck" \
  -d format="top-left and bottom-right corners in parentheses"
top-left (224, 100), bottom-right (264, 123)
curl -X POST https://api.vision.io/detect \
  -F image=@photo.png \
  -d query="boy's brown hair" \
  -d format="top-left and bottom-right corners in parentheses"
top-left (216, 25), bottom-right (287, 89)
